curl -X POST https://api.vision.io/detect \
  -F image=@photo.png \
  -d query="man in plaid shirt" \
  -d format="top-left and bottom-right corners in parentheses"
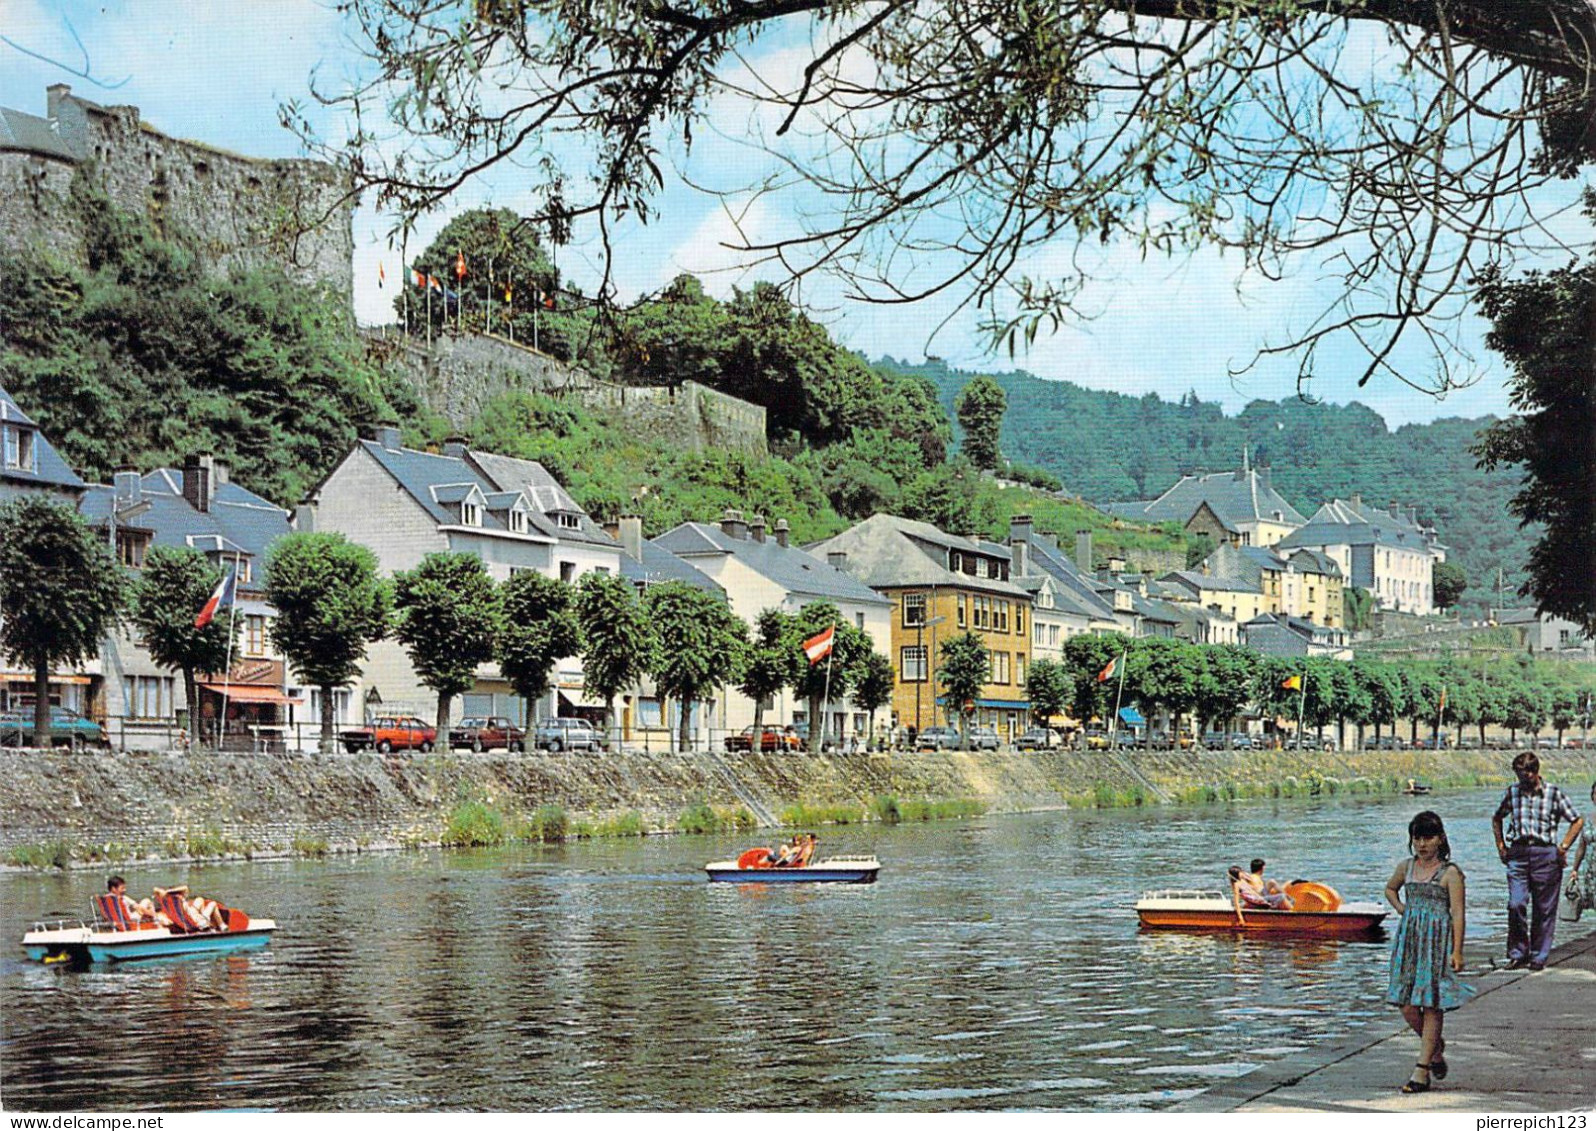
top-left (1491, 751), bottom-right (1585, 971)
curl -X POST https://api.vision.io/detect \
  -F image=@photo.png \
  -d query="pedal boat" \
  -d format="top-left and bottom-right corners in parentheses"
top-left (706, 854), bottom-right (880, 884)
top-left (22, 909), bottom-right (277, 965)
top-left (1135, 884), bottom-right (1387, 938)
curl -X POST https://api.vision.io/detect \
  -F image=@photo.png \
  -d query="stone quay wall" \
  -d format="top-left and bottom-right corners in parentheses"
top-left (5, 747), bottom-right (1592, 861)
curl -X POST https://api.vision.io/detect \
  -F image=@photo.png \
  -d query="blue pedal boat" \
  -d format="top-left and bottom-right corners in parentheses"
top-left (23, 908), bottom-right (277, 965)
top-left (705, 854), bottom-right (880, 884)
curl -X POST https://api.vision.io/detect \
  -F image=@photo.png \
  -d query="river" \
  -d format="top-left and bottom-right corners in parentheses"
top-left (0, 786), bottom-right (1576, 1112)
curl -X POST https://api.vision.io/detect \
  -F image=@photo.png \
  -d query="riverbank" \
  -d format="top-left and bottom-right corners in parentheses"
top-left (4, 745), bottom-right (1593, 868)
top-left (1172, 922), bottom-right (1596, 1113)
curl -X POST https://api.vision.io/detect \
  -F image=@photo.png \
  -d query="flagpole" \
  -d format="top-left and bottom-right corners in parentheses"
top-left (1434, 688), bottom-right (1445, 751)
top-left (218, 554), bottom-right (241, 751)
top-left (426, 269), bottom-right (433, 349)
top-left (1296, 667), bottom-right (1307, 749)
top-left (820, 631), bottom-right (836, 750)
top-left (1108, 652), bottom-right (1127, 749)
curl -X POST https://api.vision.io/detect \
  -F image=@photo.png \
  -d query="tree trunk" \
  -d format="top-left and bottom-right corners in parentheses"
top-left (319, 683), bottom-right (336, 755)
top-left (605, 695), bottom-right (617, 752)
top-left (32, 661), bottom-right (50, 749)
top-left (808, 691), bottom-right (823, 754)
top-left (436, 692), bottom-right (452, 753)
top-left (182, 668), bottom-right (199, 747)
top-left (678, 694), bottom-right (692, 754)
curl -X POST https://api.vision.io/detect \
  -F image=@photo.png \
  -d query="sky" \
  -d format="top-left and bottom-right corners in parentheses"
top-left (0, 0), bottom-right (1570, 429)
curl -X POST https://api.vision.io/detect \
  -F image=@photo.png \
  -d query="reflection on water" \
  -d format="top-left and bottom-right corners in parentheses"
top-left (0, 787), bottom-right (1544, 1111)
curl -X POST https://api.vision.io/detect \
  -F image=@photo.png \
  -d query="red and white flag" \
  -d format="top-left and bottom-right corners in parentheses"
top-left (194, 567), bottom-right (238, 629)
top-left (1096, 654), bottom-right (1121, 683)
top-left (802, 626), bottom-right (835, 665)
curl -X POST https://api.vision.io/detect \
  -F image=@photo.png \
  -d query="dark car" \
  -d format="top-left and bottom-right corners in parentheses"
top-left (725, 725), bottom-right (801, 753)
top-left (449, 716), bottom-right (526, 752)
top-left (0, 706), bottom-right (109, 748)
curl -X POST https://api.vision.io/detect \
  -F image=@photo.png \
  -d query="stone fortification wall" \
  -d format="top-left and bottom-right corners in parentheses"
top-left (0, 85), bottom-right (351, 298)
top-left (5, 747), bottom-right (1591, 859)
top-left (1124, 548), bottom-right (1186, 576)
top-left (365, 327), bottom-right (768, 456)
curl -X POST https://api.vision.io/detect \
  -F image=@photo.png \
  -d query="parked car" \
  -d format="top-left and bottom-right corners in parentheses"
top-left (725, 725), bottom-right (801, 753)
top-left (966, 725), bottom-right (1001, 751)
top-left (449, 716), bottom-right (526, 752)
top-left (1363, 734), bottom-right (1405, 751)
top-left (0, 706), bottom-right (109, 748)
top-left (1113, 731), bottom-right (1139, 749)
top-left (915, 725), bottom-right (961, 751)
top-left (341, 715), bottom-right (436, 754)
top-left (1081, 727), bottom-right (1111, 750)
top-left (1015, 727), bottom-right (1056, 751)
top-left (534, 717), bottom-right (606, 752)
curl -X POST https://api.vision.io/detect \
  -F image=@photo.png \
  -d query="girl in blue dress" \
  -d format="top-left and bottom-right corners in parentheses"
top-left (1383, 810), bottom-right (1473, 1093)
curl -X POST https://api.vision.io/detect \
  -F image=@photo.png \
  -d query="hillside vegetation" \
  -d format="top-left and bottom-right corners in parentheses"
top-left (884, 358), bottom-right (1533, 611)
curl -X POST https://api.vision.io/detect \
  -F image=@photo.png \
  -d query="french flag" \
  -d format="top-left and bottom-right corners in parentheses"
top-left (194, 567), bottom-right (238, 629)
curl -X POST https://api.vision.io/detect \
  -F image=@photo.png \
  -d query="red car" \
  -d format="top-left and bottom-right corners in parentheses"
top-left (341, 715), bottom-right (437, 754)
top-left (725, 725), bottom-right (801, 753)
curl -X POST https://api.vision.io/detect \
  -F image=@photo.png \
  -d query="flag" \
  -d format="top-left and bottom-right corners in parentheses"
top-left (455, 250), bottom-right (467, 280)
top-left (1282, 675), bottom-right (1302, 691)
top-left (1438, 686), bottom-right (1447, 712)
top-left (428, 274), bottom-right (443, 293)
top-left (378, 262), bottom-right (386, 289)
top-left (194, 567), bottom-right (238, 629)
top-left (537, 287), bottom-right (555, 309)
top-left (1096, 654), bottom-right (1120, 683)
top-left (410, 267), bottom-right (426, 289)
top-left (802, 626), bottom-right (835, 665)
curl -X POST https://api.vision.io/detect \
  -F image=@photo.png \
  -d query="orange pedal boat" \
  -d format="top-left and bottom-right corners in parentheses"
top-left (1135, 882), bottom-right (1388, 937)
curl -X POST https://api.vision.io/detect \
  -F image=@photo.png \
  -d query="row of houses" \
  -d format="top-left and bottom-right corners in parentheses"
top-left (0, 386), bottom-right (1438, 746)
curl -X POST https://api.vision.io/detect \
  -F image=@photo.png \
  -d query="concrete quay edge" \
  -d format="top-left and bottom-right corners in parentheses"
top-left (1171, 923), bottom-right (1596, 1113)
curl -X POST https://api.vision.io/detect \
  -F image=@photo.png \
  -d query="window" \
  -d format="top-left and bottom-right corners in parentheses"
top-left (510, 510), bottom-right (529, 534)
top-left (309, 688), bottom-right (351, 725)
top-left (949, 551), bottom-right (962, 573)
top-left (2, 425), bottom-right (35, 471)
top-left (856, 612), bottom-right (865, 630)
top-left (989, 651), bottom-right (1010, 684)
top-left (235, 558), bottom-right (252, 584)
top-left (461, 501), bottom-right (482, 527)
top-left (957, 594), bottom-right (967, 628)
top-left (244, 615), bottom-right (266, 657)
top-left (1034, 622), bottom-right (1044, 644)
top-left (558, 512), bottom-right (580, 529)
top-left (1015, 608), bottom-right (1024, 636)
top-left (1016, 654), bottom-right (1026, 685)
top-left (559, 561), bottom-right (576, 583)
top-left (122, 675), bottom-right (173, 719)
top-left (903, 591), bottom-right (926, 627)
top-left (994, 600), bottom-right (1009, 632)
top-left (117, 531), bottom-right (148, 569)
top-left (901, 645), bottom-right (928, 681)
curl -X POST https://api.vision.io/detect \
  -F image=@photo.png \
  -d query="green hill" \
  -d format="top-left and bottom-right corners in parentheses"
top-left (880, 357), bottom-right (1533, 612)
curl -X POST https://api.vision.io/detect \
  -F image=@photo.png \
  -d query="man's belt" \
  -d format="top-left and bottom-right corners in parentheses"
top-left (1511, 837), bottom-right (1553, 848)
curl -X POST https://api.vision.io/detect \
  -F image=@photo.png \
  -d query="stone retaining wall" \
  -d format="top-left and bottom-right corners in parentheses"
top-left (6, 748), bottom-right (1593, 861)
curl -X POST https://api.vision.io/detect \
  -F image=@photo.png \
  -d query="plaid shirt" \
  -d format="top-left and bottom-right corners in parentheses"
top-left (1494, 782), bottom-right (1581, 845)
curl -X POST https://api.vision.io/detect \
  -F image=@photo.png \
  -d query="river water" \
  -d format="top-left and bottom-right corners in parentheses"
top-left (1, 786), bottom-right (1581, 1112)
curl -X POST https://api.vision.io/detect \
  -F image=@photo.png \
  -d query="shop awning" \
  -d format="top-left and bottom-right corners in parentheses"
top-left (198, 683), bottom-right (302, 704)
top-left (975, 698), bottom-right (1029, 710)
top-left (1118, 706), bottom-right (1146, 726)
top-left (3, 672), bottom-right (92, 685)
top-left (558, 689), bottom-right (606, 711)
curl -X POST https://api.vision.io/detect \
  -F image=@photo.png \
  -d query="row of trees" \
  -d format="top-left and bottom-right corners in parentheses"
top-left (1021, 635), bottom-right (1596, 748)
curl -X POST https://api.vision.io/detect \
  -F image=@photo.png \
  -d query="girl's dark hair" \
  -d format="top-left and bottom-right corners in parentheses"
top-left (1408, 810), bottom-right (1451, 861)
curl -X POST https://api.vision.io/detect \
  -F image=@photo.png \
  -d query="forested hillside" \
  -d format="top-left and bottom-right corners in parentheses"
top-left (882, 358), bottom-right (1534, 611)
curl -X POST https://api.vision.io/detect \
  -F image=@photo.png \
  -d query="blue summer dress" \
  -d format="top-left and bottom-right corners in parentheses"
top-left (1386, 859), bottom-right (1474, 1011)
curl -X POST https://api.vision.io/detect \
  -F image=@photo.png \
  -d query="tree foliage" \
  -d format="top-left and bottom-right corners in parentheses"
top-left (1432, 562), bottom-right (1469, 611)
top-left (392, 552), bottom-right (502, 747)
top-left (129, 546), bottom-right (235, 744)
top-left (1024, 658), bottom-right (1071, 726)
top-left (936, 631), bottom-right (991, 746)
top-left (785, 601), bottom-right (873, 751)
top-left (850, 650), bottom-right (897, 743)
top-left (263, 533), bottom-right (391, 752)
top-left (574, 571), bottom-right (657, 736)
top-left (643, 582), bottom-right (748, 751)
top-left (955, 377), bottom-right (1007, 470)
top-left (497, 571), bottom-right (582, 723)
top-left (0, 497), bottom-right (124, 744)
top-left (740, 608), bottom-right (801, 735)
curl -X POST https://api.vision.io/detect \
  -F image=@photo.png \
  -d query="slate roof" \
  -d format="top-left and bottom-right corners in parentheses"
top-left (806, 514), bottom-right (1028, 597)
top-left (1276, 498), bottom-right (1442, 554)
top-left (1017, 532), bottom-right (1122, 622)
top-left (0, 104), bottom-right (77, 161)
top-left (623, 539), bottom-right (725, 597)
top-left (1102, 469), bottom-right (1307, 530)
top-left (1162, 569), bottom-right (1259, 595)
top-left (352, 440), bottom-right (554, 541)
top-left (1283, 547), bottom-right (1342, 577)
top-left (79, 469), bottom-right (291, 576)
top-left (466, 450), bottom-right (617, 549)
top-left (657, 521), bottom-right (891, 606)
top-left (0, 385), bottom-right (87, 493)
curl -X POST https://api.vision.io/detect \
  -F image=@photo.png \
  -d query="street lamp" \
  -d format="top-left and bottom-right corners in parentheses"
top-left (915, 613), bottom-right (947, 732)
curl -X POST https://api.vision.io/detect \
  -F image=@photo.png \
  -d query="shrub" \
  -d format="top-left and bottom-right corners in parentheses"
top-left (517, 804), bottom-right (568, 843)
top-left (442, 801), bottom-right (507, 847)
top-left (292, 835), bottom-right (330, 857)
top-left (595, 811), bottom-right (648, 837)
top-left (7, 840), bottom-right (75, 869)
top-left (678, 802), bottom-right (722, 834)
top-left (166, 827), bottom-right (250, 858)
top-left (778, 802), bottom-right (863, 827)
top-left (872, 794), bottom-right (902, 824)
top-left (899, 798), bottom-right (987, 820)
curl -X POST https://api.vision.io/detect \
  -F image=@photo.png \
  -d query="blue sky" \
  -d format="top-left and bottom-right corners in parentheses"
top-left (1, 1), bottom-right (1556, 428)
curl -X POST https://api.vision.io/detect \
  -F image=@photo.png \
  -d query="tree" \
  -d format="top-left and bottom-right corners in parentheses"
top-left (392, 553), bottom-right (501, 751)
top-left (937, 632), bottom-right (990, 749)
top-left (1063, 633), bottom-right (1129, 730)
top-left (643, 582), bottom-right (748, 752)
top-left (0, 498), bottom-right (124, 746)
top-left (850, 650), bottom-right (897, 747)
top-left (129, 546), bottom-right (235, 746)
top-left (1432, 562), bottom-right (1469, 612)
top-left (497, 571), bottom-right (582, 728)
top-left (1193, 645), bottom-right (1257, 735)
top-left (785, 601), bottom-right (872, 752)
top-left (740, 609), bottom-right (800, 737)
top-left (955, 376), bottom-right (1006, 470)
top-left (1024, 658), bottom-right (1071, 728)
top-left (574, 571), bottom-right (656, 744)
top-left (264, 533), bottom-right (391, 754)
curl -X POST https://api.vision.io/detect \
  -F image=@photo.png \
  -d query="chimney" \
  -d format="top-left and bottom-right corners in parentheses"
top-left (1075, 529), bottom-right (1093, 574)
top-left (370, 424), bottom-right (403, 451)
top-left (293, 503), bottom-right (315, 532)
top-left (773, 519), bottom-right (790, 548)
top-left (1260, 467), bottom-right (1271, 490)
top-left (1009, 537), bottom-right (1029, 578)
top-left (827, 550), bottom-right (849, 571)
top-left (719, 507), bottom-right (748, 540)
top-left (1350, 493), bottom-right (1362, 509)
top-left (212, 460), bottom-right (229, 487)
top-left (617, 513), bottom-right (643, 560)
top-left (443, 435), bottom-right (469, 460)
top-left (1009, 513), bottom-right (1034, 545)
top-left (113, 468), bottom-right (141, 509)
top-left (182, 453), bottom-right (215, 514)
top-left (749, 513), bottom-right (767, 543)
top-left (1407, 506), bottom-right (1418, 527)
top-left (1200, 560), bottom-right (1210, 576)
top-left (1389, 500), bottom-right (1400, 519)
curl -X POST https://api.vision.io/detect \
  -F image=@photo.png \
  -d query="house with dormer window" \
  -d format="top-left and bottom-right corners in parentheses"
top-left (0, 386), bottom-right (85, 506)
top-left (300, 427), bottom-right (623, 728)
top-left (1102, 464), bottom-right (1306, 548)
top-left (1275, 494), bottom-right (1443, 615)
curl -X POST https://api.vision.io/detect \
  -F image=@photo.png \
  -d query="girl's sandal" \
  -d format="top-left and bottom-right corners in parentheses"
top-left (1431, 1040), bottom-right (1448, 1081)
top-left (1401, 1064), bottom-right (1432, 1094)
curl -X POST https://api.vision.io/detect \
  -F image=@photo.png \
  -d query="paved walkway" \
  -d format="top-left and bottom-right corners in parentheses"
top-left (1173, 923), bottom-right (1596, 1113)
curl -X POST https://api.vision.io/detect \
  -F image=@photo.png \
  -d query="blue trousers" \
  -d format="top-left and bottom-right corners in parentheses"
top-left (1506, 844), bottom-right (1564, 964)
